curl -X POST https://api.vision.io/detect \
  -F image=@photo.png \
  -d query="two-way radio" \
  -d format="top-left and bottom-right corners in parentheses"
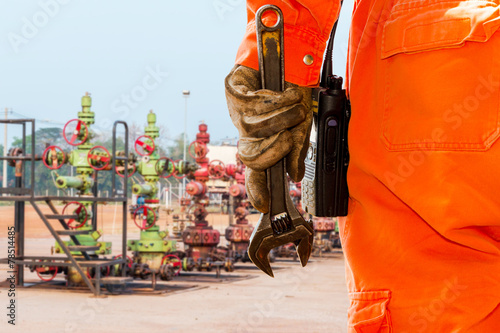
top-left (301, 14), bottom-right (350, 217)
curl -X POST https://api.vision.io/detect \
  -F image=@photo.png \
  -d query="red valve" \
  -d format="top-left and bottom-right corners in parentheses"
top-left (188, 140), bottom-right (208, 159)
top-left (155, 157), bottom-right (175, 178)
top-left (186, 203), bottom-right (205, 221)
top-left (186, 181), bottom-right (206, 196)
top-left (42, 146), bottom-right (66, 170)
top-left (62, 201), bottom-right (88, 229)
top-left (35, 260), bottom-right (58, 282)
top-left (225, 164), bottom-right (237, 178)
top-left (133, 205), bottom-right (156, 230)
top-left (134, 135), bottom-right (155, 156)
top-left (229, 184), bottom-right (246, 198)
top-left (113, 254), bottom-right (133, 268)
top-left (115, 162), bottom-right (136, 178)
top-left (87, 146), bottom-right (111, 171)
top-left (144, 199), bottom-right (160, 203)
top-left (63, 119), bottom-right (89, 146)
top-left (208, 160), bottom-right (225, 179)
top-left (179, 192), bottom-right (191, 207)
top-left (161, 254), bottom-right (182, 276)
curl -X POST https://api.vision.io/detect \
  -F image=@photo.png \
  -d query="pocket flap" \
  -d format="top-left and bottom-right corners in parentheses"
top-left (348, 290), bottom-right (392, 333)
top-left (382, 2), bottom-right (500, 59)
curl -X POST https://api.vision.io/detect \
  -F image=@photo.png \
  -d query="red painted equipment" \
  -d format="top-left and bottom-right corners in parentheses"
top-left (181, 123), bottom-right (224, 270)
top-left (224, 151), bottom-right (254, 263)
top-left (186, 181), bottom-right (206, 196)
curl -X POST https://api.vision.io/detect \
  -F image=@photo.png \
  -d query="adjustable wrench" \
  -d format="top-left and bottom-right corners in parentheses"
top-left (247, 5), bottom-right (314, 277)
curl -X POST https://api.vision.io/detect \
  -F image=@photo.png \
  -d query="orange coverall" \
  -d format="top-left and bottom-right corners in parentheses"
top-left (236, 1), bottom-right (500, 331)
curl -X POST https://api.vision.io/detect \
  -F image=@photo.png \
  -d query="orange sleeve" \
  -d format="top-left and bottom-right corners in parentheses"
top-left (236, 1), bottom-right (341, 87)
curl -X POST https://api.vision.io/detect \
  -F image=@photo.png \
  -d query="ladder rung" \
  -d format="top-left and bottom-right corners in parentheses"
top-left (0, 188), bottom-right (31, 195)
top-left (67, 245), bottom-right (100, 252)
top-left (45, 214), bottom-right (78, 220)
top-left (56, 230), bottom-right (90, 236)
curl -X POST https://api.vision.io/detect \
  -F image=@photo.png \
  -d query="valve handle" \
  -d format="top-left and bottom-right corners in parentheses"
top-left (208, 160), bottom-right (226, 179)
top-left (87, 146), bottom-right (111, 170)
top-left (155, 157), bottom-right (175, 178)
top-left (172, 159), bottom-right (187, 179)
top-left (186, 203), bottom-right (205, 221)
top-left (115, 162), bottom-right (136, 178)
top-left (161, 254), bottom-right (182, 276)
top-left (35, 260), bottom-right (58, 282)
top-left (134, 135), bottom-right (155, 156)
top-left (133, 205), bottom-right (156, 230)
top-left (63, 119), bottom-right (89, 146)
top-left (188, 140), bottom-right (208, 159)
top-left (113, 254), bottom-right (133, 268)
top-left (42, 146), bottom-right (66, 170)
top-left (62, 201), bottom-right (88, 229)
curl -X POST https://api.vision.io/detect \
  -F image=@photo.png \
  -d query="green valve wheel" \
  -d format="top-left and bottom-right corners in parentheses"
top-left (155, 157), bottom-right (175, 178)
top-left (173, 159), bottom-right (187, 179)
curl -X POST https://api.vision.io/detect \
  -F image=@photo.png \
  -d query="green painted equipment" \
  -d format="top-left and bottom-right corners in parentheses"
top-left (126, 110), bottom-right (180, 282)
top-left (42, 93), bottom-right (114, 286)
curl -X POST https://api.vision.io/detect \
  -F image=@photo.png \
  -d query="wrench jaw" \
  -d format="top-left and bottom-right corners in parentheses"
top-left (248, 211), bottom-right (314, 277)
top-left (294, 222), bottom-right (314, 267)
top-left (248, 213), bottom-right (275, 277)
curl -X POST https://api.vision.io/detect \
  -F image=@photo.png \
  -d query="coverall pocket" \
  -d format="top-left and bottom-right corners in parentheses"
top-left (348, 290), bottom-right (392, 333)
top-left (380, 3), bottom-right (500, 151)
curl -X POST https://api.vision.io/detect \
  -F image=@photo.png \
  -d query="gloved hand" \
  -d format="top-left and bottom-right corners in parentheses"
top-left (225, 65), bottom-right (313, 213)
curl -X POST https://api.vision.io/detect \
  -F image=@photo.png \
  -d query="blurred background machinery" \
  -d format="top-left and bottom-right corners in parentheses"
top-left (126, 110), bottom-right (181, 284)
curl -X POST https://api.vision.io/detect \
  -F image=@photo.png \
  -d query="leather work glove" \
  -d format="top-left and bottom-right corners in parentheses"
top-left (225, 65), bottom-right (313, 213)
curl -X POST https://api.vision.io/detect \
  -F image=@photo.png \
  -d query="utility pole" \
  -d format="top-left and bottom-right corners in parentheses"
top-left (3, 108), bottom-right (8, 190)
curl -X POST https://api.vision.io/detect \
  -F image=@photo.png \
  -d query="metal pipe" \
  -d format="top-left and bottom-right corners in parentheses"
top-left (14, 175), bottom-right (24, 286)
top-left (113, 120), bottom-right (129, 277)
top-left (132, 183), bottom-right (153, 195)
top-left (186, 181), bottom-right (206, 196)
top-left (3, 108), bottom-right (8, 192)
top-left (55, 176), bottom-right (85, 189)
top-left (92, 171), bottom-right (98, 232)
top-left (31, 120), bottom-right (34, 199)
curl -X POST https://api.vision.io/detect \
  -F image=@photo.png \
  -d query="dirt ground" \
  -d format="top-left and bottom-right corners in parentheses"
top-left (0, 204), bottom-right (349, 333)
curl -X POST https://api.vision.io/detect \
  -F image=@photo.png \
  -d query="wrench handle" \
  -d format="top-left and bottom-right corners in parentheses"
top-left (256, 5), bottom-right (288, 217)
top-left (256, 5), bottom-right (285, 92)
top-left (267, 160), bottom-right (287, 216)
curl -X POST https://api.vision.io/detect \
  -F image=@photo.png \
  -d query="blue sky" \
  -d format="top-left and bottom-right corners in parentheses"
top-left (0, 0), bottom-right (353, 147)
